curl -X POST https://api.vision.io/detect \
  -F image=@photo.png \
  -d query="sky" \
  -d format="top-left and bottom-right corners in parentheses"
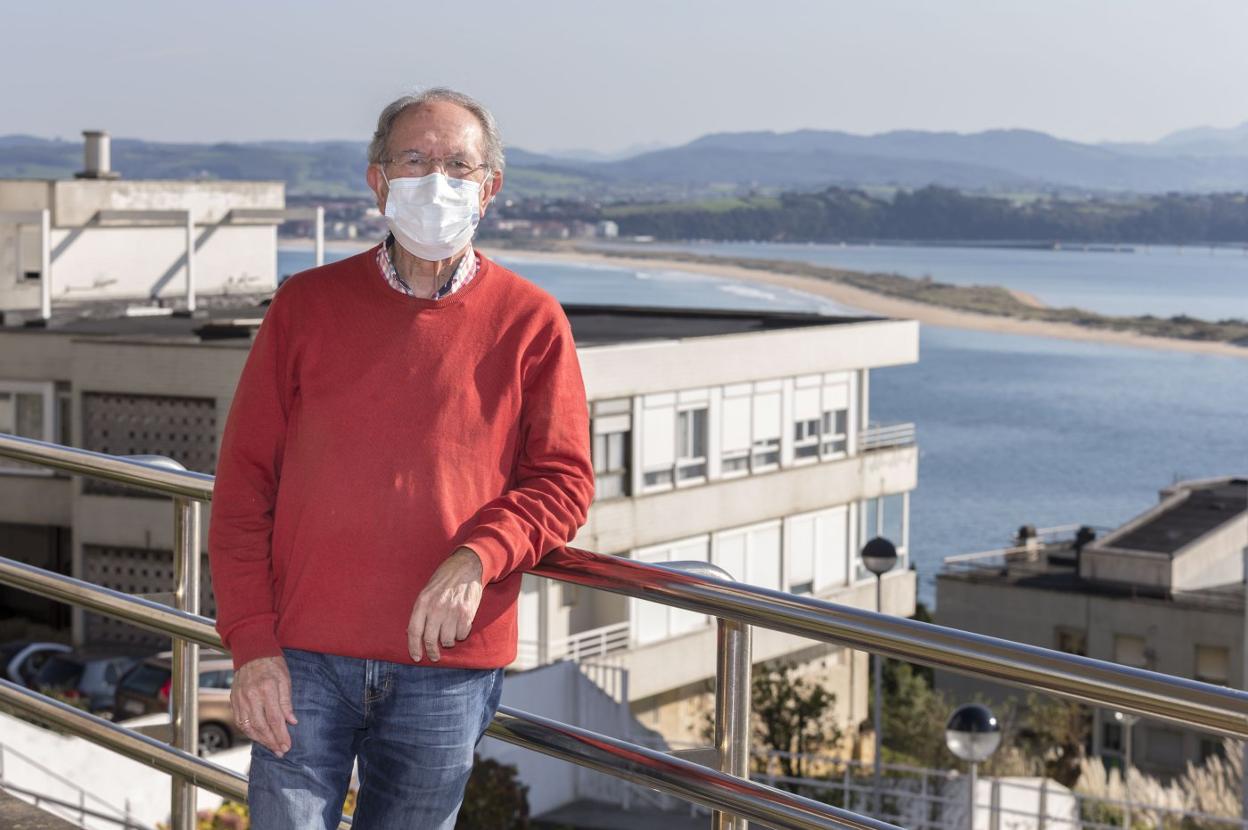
top-left (3, 0), bottom-right (1247, 154)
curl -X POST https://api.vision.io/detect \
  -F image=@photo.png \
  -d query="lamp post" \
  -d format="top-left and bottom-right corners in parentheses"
top-left (861, 537), bottom-right (897, 816)
top-left (946, 703), bottom-right (1002, 830)
top-left (1113, 711), bottom-right (1140, 830)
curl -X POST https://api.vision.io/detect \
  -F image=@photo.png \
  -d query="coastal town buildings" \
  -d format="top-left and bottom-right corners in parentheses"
top-left (934, 476), bottom-right (1247, 779)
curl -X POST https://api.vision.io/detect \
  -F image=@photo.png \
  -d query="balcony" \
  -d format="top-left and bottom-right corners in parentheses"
top-left (859, 422), bottom-right (916, 453)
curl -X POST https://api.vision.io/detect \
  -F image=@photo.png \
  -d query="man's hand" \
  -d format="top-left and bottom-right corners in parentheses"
top-left (231, 655), bottom-right (298, 757)
top-left (407, 546), bottom-right (485, 662)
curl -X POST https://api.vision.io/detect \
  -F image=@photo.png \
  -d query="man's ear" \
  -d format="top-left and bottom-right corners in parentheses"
top-left (366, 164), bottom-right (387, 214)
top-left (480, 169), bottom-right (504, 216)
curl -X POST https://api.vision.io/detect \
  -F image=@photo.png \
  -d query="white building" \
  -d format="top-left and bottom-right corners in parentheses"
top-left (0, 266), bottom-right (919, 767)
top-left (0, 131), bottom-right (286, 319)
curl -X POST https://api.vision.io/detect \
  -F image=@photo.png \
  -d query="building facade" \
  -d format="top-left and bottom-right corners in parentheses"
top-left (1, 275), bottom-right (919, 751)
top-left (935, 478), bottom-right (1247, 779)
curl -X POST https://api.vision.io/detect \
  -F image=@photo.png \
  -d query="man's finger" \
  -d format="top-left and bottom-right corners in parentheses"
top-left (262, 685), bottom-right (292, 753)
top-left (423, 613), bottom-right (442, 661)
top-left (409, 606), bottom-right (427, 662)
top-left (454, 612), bottom-right (472, 642)
top-left (439, 617), bottom-right (458, 650)
top-left (246, 692), bottom-right (281, 755)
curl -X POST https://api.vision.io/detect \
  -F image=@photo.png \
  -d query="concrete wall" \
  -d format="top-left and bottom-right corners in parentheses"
top-left (1172, 513), bottom-right (1247, 591)
top-left (0, 179), bottom-right (284, 310)
top-left (625, 567), bottom-right (913, 703)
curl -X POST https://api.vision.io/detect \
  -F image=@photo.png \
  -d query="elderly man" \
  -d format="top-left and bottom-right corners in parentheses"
top-left (207, 88), bottom-right (595, 829)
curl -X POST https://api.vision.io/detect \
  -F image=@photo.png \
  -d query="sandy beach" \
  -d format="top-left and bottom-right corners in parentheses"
top-left (493, 248), bottom-right (1248, 360)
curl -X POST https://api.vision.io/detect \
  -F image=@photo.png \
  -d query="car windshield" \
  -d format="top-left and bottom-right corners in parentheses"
top-left (36, 656), bottom-right (84, 688)
top-left (119, 663), bottom-right (170, 695)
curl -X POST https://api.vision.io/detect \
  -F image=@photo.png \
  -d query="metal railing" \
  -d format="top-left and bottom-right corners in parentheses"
top-left (859, 423), bottom-right (916, 452)
top-left (3, 431), bottom-right (1248, 830)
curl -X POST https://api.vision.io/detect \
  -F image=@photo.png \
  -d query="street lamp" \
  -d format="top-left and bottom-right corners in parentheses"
top-left (862, 536), bottom-right (897, 815)
top-left (1113, 711), bottom-right (1140, 830)
top-left (946, 703), bottom-right (1002, 830)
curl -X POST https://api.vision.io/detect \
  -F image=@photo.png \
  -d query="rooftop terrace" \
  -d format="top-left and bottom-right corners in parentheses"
top-left (1, 294), bottom-right (880, 347)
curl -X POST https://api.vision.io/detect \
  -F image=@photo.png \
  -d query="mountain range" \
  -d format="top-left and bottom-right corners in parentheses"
top-left (4, 122), bottom-right (1248, 199)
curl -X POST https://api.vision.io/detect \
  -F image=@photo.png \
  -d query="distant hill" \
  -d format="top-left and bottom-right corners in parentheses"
top-left (5, 122), bottom-right (1248, 198)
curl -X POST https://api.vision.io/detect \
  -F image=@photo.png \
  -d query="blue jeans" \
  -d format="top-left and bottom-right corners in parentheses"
top-left (247, 647), bottom-right (505, 829)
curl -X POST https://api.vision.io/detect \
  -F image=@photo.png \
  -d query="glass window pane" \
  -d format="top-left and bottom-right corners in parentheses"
top-left (692, 409), bottom-right (707, 456)
top-left (864, 499), bottom-right (879, 539)
top-left (16, 393), bottom-right (43, 438)
top-left (748, 524), bottom-right (782, 591)
top-left (882, 493), bottom-right (905, 545)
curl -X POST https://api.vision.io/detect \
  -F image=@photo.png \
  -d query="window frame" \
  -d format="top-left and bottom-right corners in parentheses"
top-left (0, 380), bottom-right (56, 477)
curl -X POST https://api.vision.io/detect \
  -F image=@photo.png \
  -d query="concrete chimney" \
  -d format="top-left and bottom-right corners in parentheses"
top-left (76, 130), bottom-right (120, 179)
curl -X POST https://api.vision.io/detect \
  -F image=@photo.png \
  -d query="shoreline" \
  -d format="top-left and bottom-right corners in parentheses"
top-left (492, 248), bottom-right (1248, 359)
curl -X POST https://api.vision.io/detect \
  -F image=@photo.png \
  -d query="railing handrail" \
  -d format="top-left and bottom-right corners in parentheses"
top-left (3, 430), bottom-right (1248, 740)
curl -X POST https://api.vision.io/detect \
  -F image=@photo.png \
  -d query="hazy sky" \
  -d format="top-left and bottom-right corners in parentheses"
top-left (3, 1), bottom-right (1246, 154)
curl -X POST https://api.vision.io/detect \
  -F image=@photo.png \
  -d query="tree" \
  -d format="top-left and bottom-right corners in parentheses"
top-left (456, 753), bottom-right (530, 829)
top-left (751, 659), bottom-right (842, 783)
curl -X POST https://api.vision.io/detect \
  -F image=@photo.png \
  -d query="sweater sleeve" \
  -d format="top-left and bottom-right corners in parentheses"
top-left (207, 287), bottom-right (297, 670)
top-left (453, 308), bottom-right (595, 585)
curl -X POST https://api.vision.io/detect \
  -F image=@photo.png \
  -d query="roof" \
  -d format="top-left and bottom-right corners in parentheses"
top-left (938, 547), bottom-right (1244, 613)
top-left (2, 295), bottom-right (879, 348)
top-left (1104, 479), bottom-right (1247, 555)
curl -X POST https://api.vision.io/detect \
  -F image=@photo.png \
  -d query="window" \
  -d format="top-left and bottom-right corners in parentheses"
top-left (1195, 645), bottom-right (1229, 685)
top-left (630, 536), bottom-right (711, 645)
top-left (787, 506), bottom-right (850, 594)
top-left (793, 382), bottom-right (822, 462)
top-left (1113, 634), bottom-right (1149, 669)
top-left (820, 375), bottom-right (850, 458)
top-left (858, 493), bottom-right (908, 579)
top-left (591, 398), bottom-right (632, 500)
top-left (0, 381), bottom-right (55, 474)
top-left (676, 406), bottom-right (708, 482)
top-left (1056, 627), bottom-right (1087, 657)
top-left (721, 384), bottom-right (752, 475)
top-left (751, 383), bottom-right (782, 471)
top-left (640, 391), bottom-right (708, 490)
top-left (641, 393), bottom-right (676, 490)
top-left (713, 520), bottom-right (782, 590)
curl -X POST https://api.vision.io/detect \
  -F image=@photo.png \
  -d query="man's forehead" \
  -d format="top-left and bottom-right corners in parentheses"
top-left (390, 103), bottom-right (483, 156)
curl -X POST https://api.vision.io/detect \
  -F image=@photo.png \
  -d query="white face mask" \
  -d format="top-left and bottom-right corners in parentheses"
top-left (382, 171), bottom-right (482, 261)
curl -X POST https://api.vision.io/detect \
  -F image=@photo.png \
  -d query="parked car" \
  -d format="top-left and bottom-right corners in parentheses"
top-left (114, 651), bottom-right (239, 754)
top-left (0, 640), bottom-right (72, 687)
top-left (31, 652), bottom-right (140, 716)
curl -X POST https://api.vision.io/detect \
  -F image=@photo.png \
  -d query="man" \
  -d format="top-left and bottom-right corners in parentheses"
top-left (207, 87), bottom-right (596, 829)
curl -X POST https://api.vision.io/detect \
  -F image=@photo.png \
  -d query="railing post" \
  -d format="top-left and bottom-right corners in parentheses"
top-left (170, 495), bottom-right (202, 830)
top-left (715, 614), bottom-right (752, 829)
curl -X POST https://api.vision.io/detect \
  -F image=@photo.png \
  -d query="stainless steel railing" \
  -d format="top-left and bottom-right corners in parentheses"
top-left (3, 430), bottom-right (1248, 829)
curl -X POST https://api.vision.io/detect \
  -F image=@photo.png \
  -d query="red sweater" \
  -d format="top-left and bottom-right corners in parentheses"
top-left (207, 247), bottom-right (595, 670)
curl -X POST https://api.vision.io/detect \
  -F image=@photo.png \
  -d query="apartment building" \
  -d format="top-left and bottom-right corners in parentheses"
top-left (0, 277), bottom-right (919, 750)
top-left (934, 477), bottom-right (1247, 779)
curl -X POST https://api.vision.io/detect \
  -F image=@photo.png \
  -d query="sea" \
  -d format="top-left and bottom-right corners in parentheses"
top-left (277, 244), bottom-right (1248, 605)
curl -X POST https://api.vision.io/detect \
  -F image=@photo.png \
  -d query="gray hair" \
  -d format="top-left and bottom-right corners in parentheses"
top-left (367, 87), bottom-right (505, 172)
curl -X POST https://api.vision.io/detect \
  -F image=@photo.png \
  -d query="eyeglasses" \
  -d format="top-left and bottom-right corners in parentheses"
top-left (380, 152), bottom-right (490, 180)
